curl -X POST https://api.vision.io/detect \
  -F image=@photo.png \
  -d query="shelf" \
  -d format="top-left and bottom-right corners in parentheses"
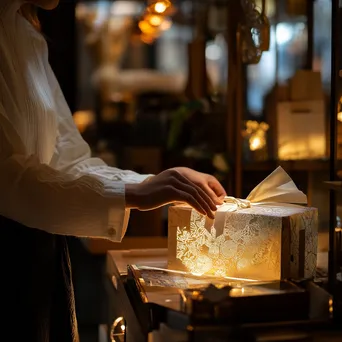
top-left (243, 159), bottom-right (338, 172)
top-left (324, 181), bottom-right (342, 192)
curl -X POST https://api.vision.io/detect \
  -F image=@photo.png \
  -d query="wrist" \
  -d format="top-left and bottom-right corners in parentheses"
top-left (125, 183), bottom-right (140, 209)
top-left (142, 175), bottom-right (154, 184)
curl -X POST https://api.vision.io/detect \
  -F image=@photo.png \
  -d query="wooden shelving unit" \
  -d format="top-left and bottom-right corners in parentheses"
top-left (243, 159), bottom-right (337, 172)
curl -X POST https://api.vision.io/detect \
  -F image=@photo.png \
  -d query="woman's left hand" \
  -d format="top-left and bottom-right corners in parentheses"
top-left (171, 167), bottom-right (226, 205)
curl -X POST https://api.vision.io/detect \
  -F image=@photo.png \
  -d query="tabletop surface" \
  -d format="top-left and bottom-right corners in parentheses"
top-left (107, 249), bottom-right (328, 275)
top-left (106, 249), bottom-right (341, 342)
top-left (106, 249), bottom-right (329, 311)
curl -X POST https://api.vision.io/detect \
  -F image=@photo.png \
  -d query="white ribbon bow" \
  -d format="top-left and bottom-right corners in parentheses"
top-left (219, 166), bottom-right (307, 212)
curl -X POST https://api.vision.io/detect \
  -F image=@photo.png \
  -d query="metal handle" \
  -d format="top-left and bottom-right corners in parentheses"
top-left (110, 317), bottom-right (126, 342)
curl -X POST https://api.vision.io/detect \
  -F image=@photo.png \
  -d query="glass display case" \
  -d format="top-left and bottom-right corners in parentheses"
top-left (247, 0), bottom-right (331, 118)
top-left (242, 1), bottom-right (334, 258)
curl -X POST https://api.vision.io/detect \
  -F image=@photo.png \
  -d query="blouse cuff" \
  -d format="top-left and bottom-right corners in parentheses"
top-left (102, 179), bottom-right (130, 242)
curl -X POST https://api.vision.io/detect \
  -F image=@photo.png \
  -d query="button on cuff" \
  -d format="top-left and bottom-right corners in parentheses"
top-left (108, 226), bottom-right (117, 237)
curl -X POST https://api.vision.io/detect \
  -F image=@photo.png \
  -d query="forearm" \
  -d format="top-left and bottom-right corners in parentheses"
top-left (0, 154), bottom-right (129, 241)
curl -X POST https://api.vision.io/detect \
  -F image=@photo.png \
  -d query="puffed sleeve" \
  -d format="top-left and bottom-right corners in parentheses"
top-left (0, 103), bottom-right (130, 241)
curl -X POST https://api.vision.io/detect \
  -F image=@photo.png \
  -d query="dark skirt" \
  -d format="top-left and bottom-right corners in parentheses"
top-left (0, 215), bottom-right (78, 342)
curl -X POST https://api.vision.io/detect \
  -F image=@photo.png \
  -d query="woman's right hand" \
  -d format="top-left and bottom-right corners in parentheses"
top-left (125, 169), bottom-right (218, 219)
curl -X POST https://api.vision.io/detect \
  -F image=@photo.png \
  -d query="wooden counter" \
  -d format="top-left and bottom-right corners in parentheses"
top-left (105, 249), bottom-right (341, 342)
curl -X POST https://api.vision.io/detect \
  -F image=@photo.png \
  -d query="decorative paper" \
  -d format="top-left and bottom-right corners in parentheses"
top-left (168, 167), bottom-right (318, 281)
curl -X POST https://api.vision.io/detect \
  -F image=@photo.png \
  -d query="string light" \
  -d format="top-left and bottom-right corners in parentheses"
top-left (147, 0), bottom-right (173, 15)
top-left (154, 2), bottom-right (167, 13)
top-left (137, 0), bottom-right (175, 44)
top-left (145, 14), bottom-right (163, 27)
top-left (138, 20), bottom-right (159, 35)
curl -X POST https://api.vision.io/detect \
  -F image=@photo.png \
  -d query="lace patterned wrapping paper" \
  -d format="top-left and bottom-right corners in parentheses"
top-left (168, 204), bottom-right (318, 281)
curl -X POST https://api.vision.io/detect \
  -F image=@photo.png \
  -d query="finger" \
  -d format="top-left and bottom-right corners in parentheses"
top-left (171, 171), bottom-right (217, 211)
top-left (185, 185), bottom-right (216, 219)
top-left (198, 183), bottom-right (223, 205)
top-left (208, 177), bottom-right (227, 197)
top-left (178, 190), bottom-right (212, 218)
top-left (173, 180), bottom-right (216, 219)
top-left (163, 186), bottom-right (207, 216)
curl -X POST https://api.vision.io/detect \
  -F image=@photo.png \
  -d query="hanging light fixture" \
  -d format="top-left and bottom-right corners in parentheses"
top-left (147, 0), bottom-right (175, 16)
top-left (138, 19), bottom-right (159, 35)
top-left (144, 13), bottom-right (164, 27)
top-left (137, 0), bottom-right (175, 44)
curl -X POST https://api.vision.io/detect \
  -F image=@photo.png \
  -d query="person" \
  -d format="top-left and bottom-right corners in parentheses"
top-left (0, 0), bottom-right (226, 341)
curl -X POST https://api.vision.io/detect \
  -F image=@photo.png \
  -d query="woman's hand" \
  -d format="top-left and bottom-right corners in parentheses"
top-left (125, 168), bottom-right (226, 219)
top-left (171, 167), bottom-right (226, 205)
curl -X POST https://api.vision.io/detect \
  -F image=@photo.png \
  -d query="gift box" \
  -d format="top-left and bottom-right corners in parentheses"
top-left (168, 167), bottom-right (318, 281)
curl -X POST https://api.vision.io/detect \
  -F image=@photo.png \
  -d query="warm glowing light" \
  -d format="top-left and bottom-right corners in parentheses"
top-left (171, 169), bottom-right (318, 281)
top-left (146, 14), bottom-right (163, 26)
top-left (336, 97), bottom-right (342, 121)
top-left (249, 136), bottom-right (262, 151)
top-left (120, 324), bottom-right (125, 331)
top-left (192, 272), bottom-right (204, 277)
top-left (175, 209), bottom-right (281, 279)
top-left (230, 288), bottom-right (245, 297)
top-left (229, 285), bottom-right (276, 297)
top-left (244, 120), bottom-right (268, 152)
top-left (138, 20), bottom-right (158, 35)
top-left (148, 0), bottom-right (171, 14)
top-left (140, 33), bottom-right (156, 44)
top-left (73, 110), bottom-right (95, 133)
top-left (154, 2), bottom-right (167, 13)
top-left (160, 18), bottom-right (172, 31)
top-left (338, 112), bottom-right (342, 122)
top-left (138, 1), bottom-right (173, 45)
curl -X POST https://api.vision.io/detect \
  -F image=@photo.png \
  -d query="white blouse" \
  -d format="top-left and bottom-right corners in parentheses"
top-left (0, 0), bottom-right (150, 241)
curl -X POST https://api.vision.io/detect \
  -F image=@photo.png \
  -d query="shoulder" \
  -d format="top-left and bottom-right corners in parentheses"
top-left (0, 0), bottom-right (21, 16)
top-left (19, 13), bottom-right (48, 49)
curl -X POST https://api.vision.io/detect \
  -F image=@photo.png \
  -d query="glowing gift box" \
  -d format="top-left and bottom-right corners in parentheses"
top-left (168, 167), bottom-right (318, 281)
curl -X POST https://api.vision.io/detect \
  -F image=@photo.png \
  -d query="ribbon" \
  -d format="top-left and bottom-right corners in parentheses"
top-left (221, 197), bottom-right (251, 212)
top-left (218, 166), bottom-right (307, 213)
